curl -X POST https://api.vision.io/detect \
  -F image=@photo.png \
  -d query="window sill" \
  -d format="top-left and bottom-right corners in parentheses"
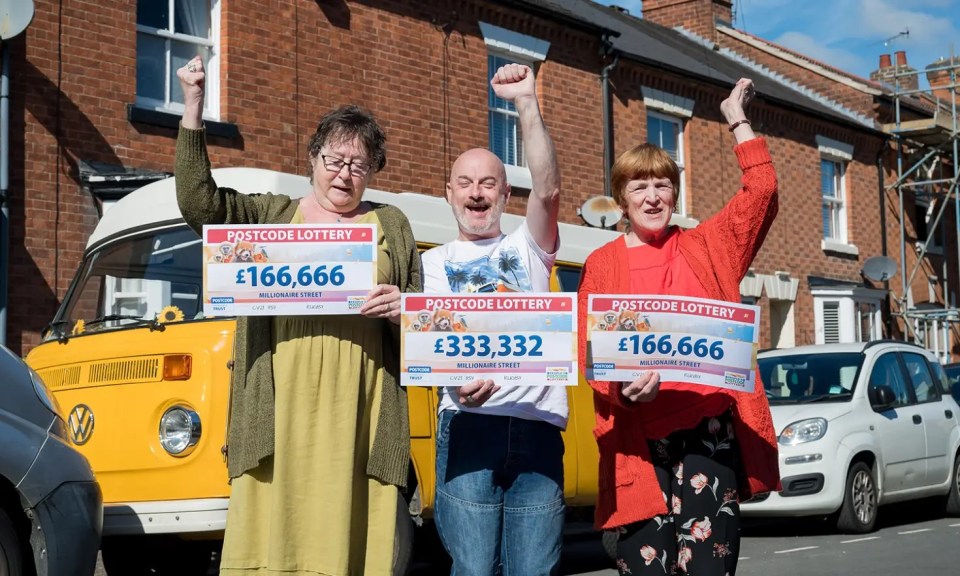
top-left (504, 164), bottom-right (532, 190)
top-left (821, 239), bottom-right (859, 256)
top-left (670, 214), bottom-right (699, 229)
top-left (127, 105), bottom-right (239, 139)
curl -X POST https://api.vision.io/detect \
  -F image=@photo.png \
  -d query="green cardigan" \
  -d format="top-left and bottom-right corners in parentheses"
top-left (175, 126), bottom-right (421, 488)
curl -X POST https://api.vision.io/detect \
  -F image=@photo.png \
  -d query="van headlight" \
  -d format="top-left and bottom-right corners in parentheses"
top-left (779, 418), bottom-right (827, 446)
top-left (159, 406), bottom-right (201, 456)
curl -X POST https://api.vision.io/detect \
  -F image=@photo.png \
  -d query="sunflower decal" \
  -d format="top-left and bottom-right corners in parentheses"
top-left (71, 319), bottom-right (85, 335)
top-left (156, 305), bottom-right (184, 324)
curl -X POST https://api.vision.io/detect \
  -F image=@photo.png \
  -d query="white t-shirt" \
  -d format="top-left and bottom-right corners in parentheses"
top-left (421, 221), bottom-right (568, 429)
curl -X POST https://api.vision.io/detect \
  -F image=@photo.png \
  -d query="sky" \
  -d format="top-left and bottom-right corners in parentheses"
top-left (595, 0), bottom-right (960, 88)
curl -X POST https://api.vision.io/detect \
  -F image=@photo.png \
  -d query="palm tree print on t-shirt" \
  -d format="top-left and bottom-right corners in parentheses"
top-left (444, 247), bottom-right (531, 293)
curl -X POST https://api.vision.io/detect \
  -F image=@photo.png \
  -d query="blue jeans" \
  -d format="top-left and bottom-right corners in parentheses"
top-left (434, 410), bottom-right (565, 576)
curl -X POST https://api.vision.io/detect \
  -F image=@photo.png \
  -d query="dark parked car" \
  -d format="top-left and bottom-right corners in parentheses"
top-left (0, 344), bottom-right (102, 575)
top-left (943, 362), bottom-right (960, 400)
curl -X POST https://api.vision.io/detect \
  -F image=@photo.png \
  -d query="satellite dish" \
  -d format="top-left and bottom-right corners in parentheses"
top-left (862, 255), bottom-right (898, 282)
top-left (0, 0), bottom-right (34, 40)
top-left (580, 195), bottom-right (623, 228)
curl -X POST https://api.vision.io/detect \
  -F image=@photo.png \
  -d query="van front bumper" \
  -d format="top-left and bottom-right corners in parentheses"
top-left (103, 498), bottom-right (228, 535)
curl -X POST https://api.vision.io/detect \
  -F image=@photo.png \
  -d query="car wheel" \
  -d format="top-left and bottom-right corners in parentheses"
top-left (0, 508), bottom-right (24, 576)
top-left (946, 452), bottom-right (960, 516)
top-left (835, 461), bottom-right (878, 533)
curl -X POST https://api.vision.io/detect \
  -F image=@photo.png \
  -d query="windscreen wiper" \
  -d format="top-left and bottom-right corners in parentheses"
top-left (86, 314), bottom-right (165, 332)
top-left (798, 391), bottom-right (852, 404)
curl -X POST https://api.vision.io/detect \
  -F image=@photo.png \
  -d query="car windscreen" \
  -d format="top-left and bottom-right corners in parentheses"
top-left (758, 352), bottom-right (862, 404)
top-left (43, 226), bottom-right (206, 342)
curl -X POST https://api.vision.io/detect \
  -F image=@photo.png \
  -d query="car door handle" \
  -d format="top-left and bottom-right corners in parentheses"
top-left (913, 414), bottom-right (922, 424)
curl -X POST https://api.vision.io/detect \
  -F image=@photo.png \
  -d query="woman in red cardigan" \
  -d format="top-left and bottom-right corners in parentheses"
top-left (577, 78), bottom-right (781, 575)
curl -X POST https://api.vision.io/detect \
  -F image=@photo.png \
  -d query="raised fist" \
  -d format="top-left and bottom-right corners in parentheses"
top-left (490, 63), bottom-right (536, 104)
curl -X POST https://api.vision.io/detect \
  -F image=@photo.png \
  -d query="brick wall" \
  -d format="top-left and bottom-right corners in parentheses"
top-left (7, 0), bottom-right (892, 355)
top-left (607, 61), bottom-right (885, 347)
top-left (7, 0), bottom-right (604, 353)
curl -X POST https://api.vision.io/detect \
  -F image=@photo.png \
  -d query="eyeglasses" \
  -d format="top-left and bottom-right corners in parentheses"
top-left (320, 154), bottom-right (373, 177)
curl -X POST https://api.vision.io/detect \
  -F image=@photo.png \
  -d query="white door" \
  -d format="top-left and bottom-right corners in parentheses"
top-left (867, 353), bottom-right (927, 492)
top-left (904, 354), bottom-right (954, 486)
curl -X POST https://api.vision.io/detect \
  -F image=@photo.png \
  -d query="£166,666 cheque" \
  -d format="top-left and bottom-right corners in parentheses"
top-left (202, 223), bottom-right (378, 316)
top-left (586, 294), bottom-right (760, 393)
top-left (400, 293), bottom-right (577, 387)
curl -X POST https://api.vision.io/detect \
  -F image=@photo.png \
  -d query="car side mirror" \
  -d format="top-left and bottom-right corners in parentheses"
top-left (869, 385), bottom-right (896, 411)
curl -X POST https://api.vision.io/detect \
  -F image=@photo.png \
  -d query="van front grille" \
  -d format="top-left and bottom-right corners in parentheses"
top-left (37, 366), bottom-right (82, 389)
top-left (88, 358), bottom-right (162, 384)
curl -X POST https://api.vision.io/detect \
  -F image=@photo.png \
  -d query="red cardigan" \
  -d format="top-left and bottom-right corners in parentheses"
top-left (578, 137), bottom-right (782, 530)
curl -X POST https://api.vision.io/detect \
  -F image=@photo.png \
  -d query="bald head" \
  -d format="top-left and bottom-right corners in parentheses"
top-left (446, 147), bottom-right (511, 240)
top-left (450, 148), bottom-right (507, 188)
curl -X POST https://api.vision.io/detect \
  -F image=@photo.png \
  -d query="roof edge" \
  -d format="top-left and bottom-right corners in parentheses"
top-left (717, 25), bottom-right (883, 96)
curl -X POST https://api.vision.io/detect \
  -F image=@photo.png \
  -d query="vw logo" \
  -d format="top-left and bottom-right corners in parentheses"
top-left (67, 404), bottom-right (95, 445)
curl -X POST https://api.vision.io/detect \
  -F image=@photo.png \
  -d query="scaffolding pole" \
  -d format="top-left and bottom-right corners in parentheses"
top-left (885, 47), bottom-right (960, 362)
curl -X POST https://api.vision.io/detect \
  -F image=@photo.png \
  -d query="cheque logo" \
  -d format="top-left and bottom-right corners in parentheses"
top-left (347, 296), bottom-right (365, 309)
top-left (546, 367), bottom-right (569, 381)
top-left (723, 372), bottom-right (747, 388)
top-left (68, 404), bottom-right (95, 445)
top-left (211, 296), bottom-right (235, 304)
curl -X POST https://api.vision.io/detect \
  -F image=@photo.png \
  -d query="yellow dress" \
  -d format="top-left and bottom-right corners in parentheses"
top-left (220, 210), bottom-right (398, 576)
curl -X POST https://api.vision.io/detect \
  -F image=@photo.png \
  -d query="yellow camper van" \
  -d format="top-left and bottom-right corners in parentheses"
top-left (24, 168), bottom-right (620, 574)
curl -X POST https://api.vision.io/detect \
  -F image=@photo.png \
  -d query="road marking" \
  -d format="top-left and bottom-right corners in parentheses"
top-left (740, 557), bottom-right (750, 561)
top-left (950, 523), bottom-right (960, 527)
top-left (841, 536), bottom-right (880, 544)
top-left (775, 546), bottom-right (818, 554)
top-left (897, 528), bottom-right (932, 535)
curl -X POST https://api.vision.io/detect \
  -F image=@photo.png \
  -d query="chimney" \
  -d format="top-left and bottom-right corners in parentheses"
top-left (926, 56), bottom-right (960, 104)
top-left (870, 50), bottom-right (918, 92)
top-left (641, 0), bottom-right (733, 43)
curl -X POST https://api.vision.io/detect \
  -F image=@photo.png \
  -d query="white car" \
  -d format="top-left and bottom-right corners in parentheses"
top-left (740, 341), bottom-right (960, 532)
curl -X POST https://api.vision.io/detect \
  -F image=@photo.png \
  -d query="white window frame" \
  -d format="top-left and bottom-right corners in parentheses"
top-left (136, 0), bottom-right (221, 120)
top-left (642, 87), bottom-right (697, 228)
top-left (480, 23), bottom-right (550, 191)
top-left (817, 136), bottom-right (856, 255)
top-left (812, 287), bottom-right (885, 344)
top-left (645, 110), bottom-right (688, 216)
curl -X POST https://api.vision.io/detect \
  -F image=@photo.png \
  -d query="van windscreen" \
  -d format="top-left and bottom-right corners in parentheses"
top-left (45, 226), bottom-right (207, 341)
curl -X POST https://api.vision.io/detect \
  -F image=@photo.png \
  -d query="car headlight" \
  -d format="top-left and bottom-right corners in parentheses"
top-left (779, 417), bottom-right (827, 446)
top-left (159, 406), bottom-right (201, 456)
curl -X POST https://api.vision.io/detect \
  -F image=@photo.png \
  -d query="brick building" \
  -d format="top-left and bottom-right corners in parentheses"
top-left (640, 0), bottom-right (960, 358)
top-left (0, 0), bottom-right (929, 356)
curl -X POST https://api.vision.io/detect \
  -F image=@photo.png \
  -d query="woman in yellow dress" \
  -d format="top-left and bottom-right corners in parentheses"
top-left (175, 56), bottom-right (421, 576)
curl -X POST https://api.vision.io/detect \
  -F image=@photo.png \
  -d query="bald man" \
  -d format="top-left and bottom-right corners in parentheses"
top-left (421, 62), bottom-right (564, 576)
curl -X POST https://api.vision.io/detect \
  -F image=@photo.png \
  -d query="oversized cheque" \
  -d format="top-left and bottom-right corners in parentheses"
top-left (400, 293), bottom-right (577, 387)
top-left (586, 294), bottom-right (760, 392)
top-left (202, 223), bottom-right (377, 316)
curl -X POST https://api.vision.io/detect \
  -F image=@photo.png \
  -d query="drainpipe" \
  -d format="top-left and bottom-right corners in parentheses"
top-left (601, 49), bottom-right (620, 199)
top-left (877, 143), bottom-right (892, 338)
top-left (1, 43), bottom-right (10, 347)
